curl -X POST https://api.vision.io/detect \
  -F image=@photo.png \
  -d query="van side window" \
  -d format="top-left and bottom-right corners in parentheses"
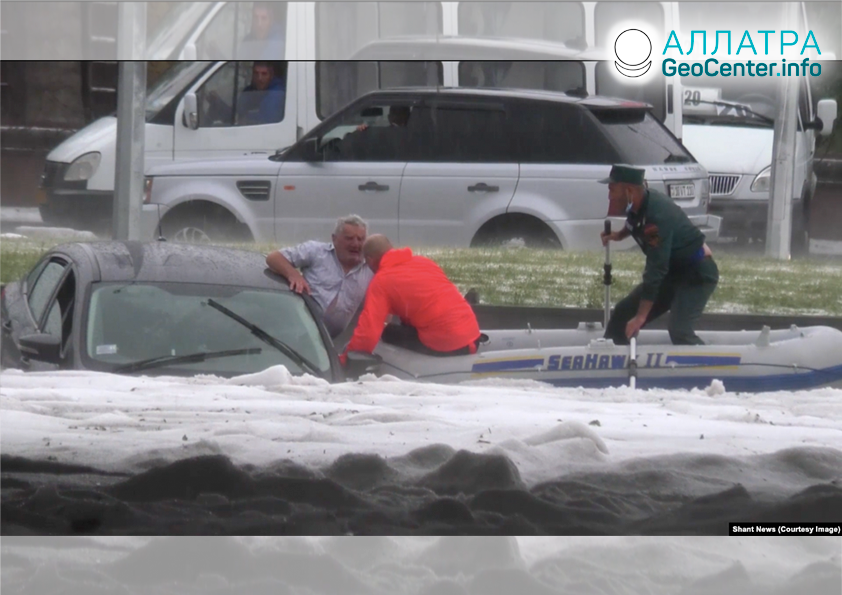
top-left (594, 2), bottom-right (663, 47)
top-left (197, 61), bottom-right (287, 128)
top-left (458, 2), bottom-right (586, 48)
top-left (511, 103), bottom-right (618, 164)
top-left (316, 61), bottom-right (442, 120)
top-left (196, 2), bottom-right (288, 60)
top-left (316, 2), bottom-right (442, 59)
top-left (459, 61), bottom-right (586, 96)
top-left (314, 102), bottom-right (415, 162)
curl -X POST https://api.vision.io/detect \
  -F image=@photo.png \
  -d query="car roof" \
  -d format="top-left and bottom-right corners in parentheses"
top-left (356, 86), bottom-right (652, 110)
top-left (349, 35), bottom-right (586, 60)
top-left (56, 241), bottom-right (291, 290)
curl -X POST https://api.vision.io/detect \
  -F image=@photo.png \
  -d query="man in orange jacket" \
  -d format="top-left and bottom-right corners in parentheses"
top-left (340, 235), bottom-right (481, 365)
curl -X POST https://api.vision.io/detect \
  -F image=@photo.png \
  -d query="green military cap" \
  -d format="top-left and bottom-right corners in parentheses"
top-left (599, 164), bottom-right (646, 185)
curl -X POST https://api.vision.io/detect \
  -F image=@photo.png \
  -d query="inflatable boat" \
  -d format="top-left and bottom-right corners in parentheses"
top-left (370, 323), bottom-right (842, 392)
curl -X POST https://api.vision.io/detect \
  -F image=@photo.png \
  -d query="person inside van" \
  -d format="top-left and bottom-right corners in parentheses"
top-left (339, 234), bottom-right (482, 365)
top-left (265, 215), bottom-right (373, 339)
top-left (236, 61), bottom-right (286, 125)
top-left (599, 164), bottom-right (719, 346)
top-left (238, 1), bottom-right (286, 60)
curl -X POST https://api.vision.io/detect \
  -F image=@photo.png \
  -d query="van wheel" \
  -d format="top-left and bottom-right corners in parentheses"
top-left (161, 206), bottom-right (252, 244)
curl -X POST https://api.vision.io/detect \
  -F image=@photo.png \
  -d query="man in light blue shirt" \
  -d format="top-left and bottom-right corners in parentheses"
top-left (266, 215), bottom-right (373, 338)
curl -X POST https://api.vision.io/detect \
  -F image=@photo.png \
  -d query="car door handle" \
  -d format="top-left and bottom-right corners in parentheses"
top-left (358, 182), bottom-right (390, 192)
top-left (468, 183), bottom-right (500, 193)
top-left (2, 320), bottom-right (11, 332)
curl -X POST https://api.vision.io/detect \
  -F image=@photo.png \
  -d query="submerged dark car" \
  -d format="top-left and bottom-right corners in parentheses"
top-left (0, 241), bottom-right (344, 381)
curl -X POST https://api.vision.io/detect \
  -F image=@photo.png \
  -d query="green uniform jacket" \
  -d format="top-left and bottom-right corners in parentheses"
top-left (625, 188), bottom-right (706, 301)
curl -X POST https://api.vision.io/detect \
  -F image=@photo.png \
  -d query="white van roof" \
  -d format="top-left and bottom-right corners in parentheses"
top-left (349, 36), bottom-right (586, 61)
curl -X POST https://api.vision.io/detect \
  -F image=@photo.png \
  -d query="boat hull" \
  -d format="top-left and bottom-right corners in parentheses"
top-left (371, 325), bottom-right (842, 392)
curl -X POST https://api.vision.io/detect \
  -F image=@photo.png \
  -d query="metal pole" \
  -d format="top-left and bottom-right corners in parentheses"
top-left (112, 62), bottom-right (147, 240)
top-left (116, 2), bottom-right (147, 60)
top-left (765, 2), bottom-right (800, 260)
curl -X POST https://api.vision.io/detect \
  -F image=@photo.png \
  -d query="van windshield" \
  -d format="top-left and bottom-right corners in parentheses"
top-left (592, 109), bottom-right (696, 165)
top-left (146, 2), bottom-right (216, 59)
top-left (681, 75), bottom-right (777, 128)
top-left (145, 62), bottom-right (212, 122)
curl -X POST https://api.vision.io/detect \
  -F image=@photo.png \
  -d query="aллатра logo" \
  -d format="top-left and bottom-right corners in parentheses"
top-left (615, 28), bottom-right (653, 78)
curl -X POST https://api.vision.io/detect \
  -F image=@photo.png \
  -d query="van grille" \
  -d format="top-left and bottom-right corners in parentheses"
top-left (709, 174), bottom-right (741, 196)
top-left (236, 180), bottom-right (271, 201)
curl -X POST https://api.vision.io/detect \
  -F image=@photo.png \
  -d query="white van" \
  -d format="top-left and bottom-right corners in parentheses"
top-left (674, 1), bottom-right (838, 253)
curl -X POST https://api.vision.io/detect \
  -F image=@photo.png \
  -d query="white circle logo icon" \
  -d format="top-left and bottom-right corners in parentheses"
top-left (615, 29), bottom-right (652, 77)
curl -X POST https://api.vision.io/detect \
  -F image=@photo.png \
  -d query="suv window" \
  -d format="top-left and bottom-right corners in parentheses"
top-left (197, 61), bottom-right (287, 127)
top-left (310, 101), bottom-right (416, 162)
top-left (592, 109), bottom-right (696, 166)
top-left (423, 101), bottom-right (513, 162)
top-left (511, 102), bottom-right (619, 164)
top-left (459, 61), bottom-right (586, 96)
top-left (316, 61), bottom-right (442, 119)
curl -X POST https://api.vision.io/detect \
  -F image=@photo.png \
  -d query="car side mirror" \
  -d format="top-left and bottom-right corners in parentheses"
top-left (18, 333), bottom-right (62, 364)
top-left (344, 351), bottom-right (382, 379)
top-left (183, 93), bottom-right (199, 130)
top-left (814, 99), bottom-right (838, 137)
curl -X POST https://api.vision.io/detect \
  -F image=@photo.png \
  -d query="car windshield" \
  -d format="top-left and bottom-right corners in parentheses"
top-left (681, 75), bottom-right (777, 128)
top-left (146, 2), bottom-right (216, 59)
top-left (145, 61), bottom-right (212, 121)
top-left (592, 108), bottom-right (696, 165)
top-left (85, 282), bottom-right (331, 377)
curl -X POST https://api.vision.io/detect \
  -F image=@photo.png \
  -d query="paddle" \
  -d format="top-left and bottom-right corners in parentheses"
top-left (603, 219), bottom-right (612, 330)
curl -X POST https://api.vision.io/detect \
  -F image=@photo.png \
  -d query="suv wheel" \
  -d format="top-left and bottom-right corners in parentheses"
top-left (472, 217), bottom-right (561, 250)
top-left (161, 205), bottom-right (252, 244)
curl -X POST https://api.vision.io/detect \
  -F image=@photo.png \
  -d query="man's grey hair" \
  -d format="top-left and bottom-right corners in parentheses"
top-left (333, 214), bottom-right (368, 236)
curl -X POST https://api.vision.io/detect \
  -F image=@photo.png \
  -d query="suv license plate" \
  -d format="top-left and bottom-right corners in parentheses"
top-left (670, 183), bottom-right (695, 200)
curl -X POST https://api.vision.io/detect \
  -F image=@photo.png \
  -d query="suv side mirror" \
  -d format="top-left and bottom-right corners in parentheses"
top-left (298, 137), bottom-right (322, 162)
top-left (344, 351), bottom-right (382, 379)
top-left (183, 93), bottom-right (199, 130)
top-left (814, 99), bottom-right (838, 137)
top-left (19, 333), bottom-right (62, 364)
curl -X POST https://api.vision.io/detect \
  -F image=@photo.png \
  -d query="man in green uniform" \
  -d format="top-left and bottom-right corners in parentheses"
top-left (600, 164), bottom-right (719, 345)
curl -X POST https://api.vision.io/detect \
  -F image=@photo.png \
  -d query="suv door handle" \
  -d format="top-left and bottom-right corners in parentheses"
top-left (468, 183), bottom-right (500, 193)
top-left (358, 181), bottom-right (390, 192)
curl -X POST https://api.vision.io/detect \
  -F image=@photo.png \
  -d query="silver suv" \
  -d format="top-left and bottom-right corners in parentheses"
top-left (144, 88), bottom-right (719, 249)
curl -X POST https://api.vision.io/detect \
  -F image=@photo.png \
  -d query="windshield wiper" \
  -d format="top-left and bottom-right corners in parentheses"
top-left (664, 153), bottom-right (691, 163)
top-left (206, 299), bottom-right (325, 378)
top-left (689, 99), bottom-right (774, 125)
top-left (114, 347), bottom-right (262, 374)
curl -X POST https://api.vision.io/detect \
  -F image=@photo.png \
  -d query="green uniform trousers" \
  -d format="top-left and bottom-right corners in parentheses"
top-left (605, 257), bottom-right (719, 346)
